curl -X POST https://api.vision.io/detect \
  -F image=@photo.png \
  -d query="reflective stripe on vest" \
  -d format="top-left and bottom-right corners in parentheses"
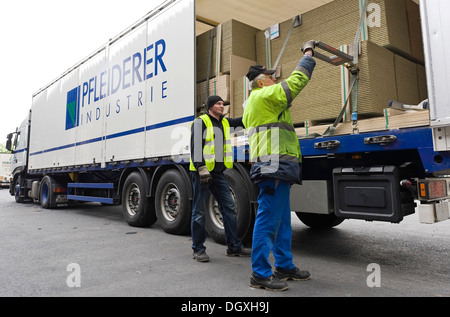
top-left (245, 81), bottom-right (301, 164)
top-left (189, 115), bottom-right (233, 172)
top-left (247, 124), bottom-right (300, 163)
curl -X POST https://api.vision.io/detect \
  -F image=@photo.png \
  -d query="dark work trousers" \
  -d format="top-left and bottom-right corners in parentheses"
top-left (190, 171), bottom-right (242, 252)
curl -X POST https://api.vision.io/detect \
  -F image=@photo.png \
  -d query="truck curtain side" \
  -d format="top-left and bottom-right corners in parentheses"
top-left (5, 0), bottom-right (449, 247)
top-left (6, 0), bottom-right (256, 244)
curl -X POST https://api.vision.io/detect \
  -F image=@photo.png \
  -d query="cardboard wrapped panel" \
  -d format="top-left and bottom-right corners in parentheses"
top-left (394, 54), bottom-right (419, 104)
top-left (288, 60), bottom-right (345, 123)
top-left (232, 77), bottom-right (245, 118)
top-left (356, 41), bottom-right (398, 116)
top-left (368, 0), bottom-right (411, 55)
top-left (405, 0), bottom-right (424, 62)
top-left (417, 64), bottom-right (428, 102)
top-left (229, 55), bottom-right (255, 117)
top-left (196, 30), bottom-right (217, 83)
top-left (196, 20), bottom-right (259, 82)
top-left (196, 75), bottom-right (230, 111)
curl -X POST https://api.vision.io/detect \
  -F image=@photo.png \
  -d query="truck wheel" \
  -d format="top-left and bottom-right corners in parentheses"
top-left (295, 212), bottom-right (345, 229)
top-left (155, 169), bottom-right (191, 235)
top-left (14, 176), bottom-right (24, 203)
top-left (122, 172), bottom-right (157, 227)
top-left (40, 176), bottom-right (56, 209)
top-left (205, 169), bottom-right (252, 245)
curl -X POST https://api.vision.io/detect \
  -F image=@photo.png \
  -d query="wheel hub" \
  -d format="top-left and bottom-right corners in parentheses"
top-left (127, 184), bottom-right (140, 215)
top-left (163, 186), bottom-right (180, 221)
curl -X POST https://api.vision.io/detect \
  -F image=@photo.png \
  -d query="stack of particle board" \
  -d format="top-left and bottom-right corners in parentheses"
top-left (255, 0), bottom-right (420, 67)
top-left (196, 19), bottom-right (259, 113)
top-left (196, 0), bottom-right (426, 130)
top-left (196, 75), bottom-right (230, 112)
top-left (234, 40), bottom-right (407, 122)
top-left (405, 0), bottom-right (424, 63)
top-left (231, 0), bottom-right (426, 125)
top-left (196, 19), bottom-right (259, 82)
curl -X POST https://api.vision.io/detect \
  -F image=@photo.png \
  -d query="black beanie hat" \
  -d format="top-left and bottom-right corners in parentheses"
top-left (206, 95), bottom-right (223, 110)
top-left (246, 65), bottom-right (276, 81)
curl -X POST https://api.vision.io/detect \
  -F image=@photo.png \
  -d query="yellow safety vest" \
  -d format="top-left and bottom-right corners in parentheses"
top-left (243, 77), bottom-right (306, 165)
top-left (190, 114), bottom-right (233, 172)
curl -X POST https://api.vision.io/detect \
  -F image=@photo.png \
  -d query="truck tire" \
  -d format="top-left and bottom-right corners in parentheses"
top-left (40, 176), bottom-right (56, 209)
top-left (205, 169), bottom-right (252, 245)
top-left (155, 169), bottom-right (191, 235)
top-left (122, 172), bottom-right (157, 227)
top-left (14, 175), bottom-right (24, 203)
top-left (295, 212), bottom-right (345, 229)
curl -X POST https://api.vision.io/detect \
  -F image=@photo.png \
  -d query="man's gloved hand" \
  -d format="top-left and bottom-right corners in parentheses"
top-left (301, 40), bottom-right (317, 56)
top-left (198, 166), bottom-right (212, 184)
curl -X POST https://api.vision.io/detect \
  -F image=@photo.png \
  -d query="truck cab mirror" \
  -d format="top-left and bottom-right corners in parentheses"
top-left (6, 132), bottom-right (16, 152)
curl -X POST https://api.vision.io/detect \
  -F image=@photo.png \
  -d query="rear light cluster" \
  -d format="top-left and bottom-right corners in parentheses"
top-left (418, 179), bottom-right (450, 200)
top-left (53, 187), bottom-right (67, 194)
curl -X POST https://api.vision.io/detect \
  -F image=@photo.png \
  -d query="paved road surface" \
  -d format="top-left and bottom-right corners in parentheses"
top-left (0, 188), bottom-right (448, 300)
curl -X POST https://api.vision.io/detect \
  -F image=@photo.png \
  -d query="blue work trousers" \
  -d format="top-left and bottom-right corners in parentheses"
top-left (190, 171), bottom-right (242, 252)
top-left (252, 179), bottom-right (295, 278)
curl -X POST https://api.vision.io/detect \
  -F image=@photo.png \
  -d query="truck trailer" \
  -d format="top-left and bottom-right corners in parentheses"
top-left (0, 153), bottom-right (13, 188)
top-left (6, 0), bottom-right (449, 245)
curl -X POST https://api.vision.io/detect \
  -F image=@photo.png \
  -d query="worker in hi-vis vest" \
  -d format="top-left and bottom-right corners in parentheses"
top-left (243, 41), bottom-right (317, 291)
top-left (190, 95), bottom-right (251, 262)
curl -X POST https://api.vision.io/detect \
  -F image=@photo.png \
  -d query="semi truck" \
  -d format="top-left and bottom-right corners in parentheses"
top-left (6, 0), bottom-right (449, 245)
top-left (0, 153), bottom-right (13, 188)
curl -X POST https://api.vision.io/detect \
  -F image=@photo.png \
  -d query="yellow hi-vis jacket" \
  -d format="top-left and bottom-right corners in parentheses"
top-left (189, 114), bottom-right (233, 172)
top-left (243, 55), bottom-right (316, 183)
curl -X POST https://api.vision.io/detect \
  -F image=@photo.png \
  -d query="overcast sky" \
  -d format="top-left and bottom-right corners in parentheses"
top-left (0, 0), bottom-right (166, 144)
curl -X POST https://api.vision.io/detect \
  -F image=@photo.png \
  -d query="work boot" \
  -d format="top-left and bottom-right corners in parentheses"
top-left (249, 273), bottom-right (288, 292)
top-left (274, 266), bottom-right (311, 281)
top-left (226, 247), bottom-right (251, 257)
top-left (192, 250), bottom-right (210, 262)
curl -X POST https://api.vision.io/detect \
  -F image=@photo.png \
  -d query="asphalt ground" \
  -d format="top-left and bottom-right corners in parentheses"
top-left (0, 188), bottom-right (448, 306)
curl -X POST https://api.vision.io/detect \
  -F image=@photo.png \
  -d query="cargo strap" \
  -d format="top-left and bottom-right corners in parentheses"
top-left (323, 67), bottom-right (359, 136)
top-left (301, 67), bottom-right (359, 139)
top-left (272, 16), bottom-right (301, 71)
top-left (301, 0), bottom-right (369, 138)
top-left (204, 24), bottom-right (222, 109)
top-left (214, 24), bottom-right (222, 94)
top-left (264, 16), bottom-right (301, 72)
top-left (264, 16), bottom-right (301, 120)
top-left (205, 28), bottom-right (215, 108)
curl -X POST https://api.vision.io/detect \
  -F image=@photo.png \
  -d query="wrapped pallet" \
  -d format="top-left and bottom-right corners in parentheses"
top-left (236, 41), bottom-right (398, 123)
top-left (200, 0), bottom-right (427, 125)
top-left (235, 39), bottom-right (426, 125)
top-left (256, 0), bottom-right (414, 67)
top-left (245, 0), bottom-right (426, 124)
top-left (196, 75), bottom-right (230, 112)
top-left (196, 20), bottom-right (259, 83)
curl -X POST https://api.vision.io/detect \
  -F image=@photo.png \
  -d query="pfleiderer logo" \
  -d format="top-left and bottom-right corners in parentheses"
top-left (66, 87), bottom-right (80, 130)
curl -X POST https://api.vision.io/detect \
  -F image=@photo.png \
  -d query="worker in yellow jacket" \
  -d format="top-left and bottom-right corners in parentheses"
top-left (243, 41), bottom-right (316, 291)
top-left (190, 95), bottom-right (251, 262)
